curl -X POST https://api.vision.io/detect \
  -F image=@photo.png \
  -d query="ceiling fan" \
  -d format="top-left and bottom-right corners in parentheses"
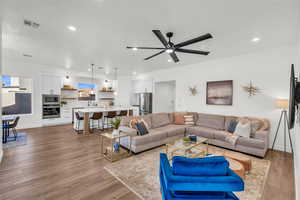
top-left (127, 30), bottom-right (213, 63)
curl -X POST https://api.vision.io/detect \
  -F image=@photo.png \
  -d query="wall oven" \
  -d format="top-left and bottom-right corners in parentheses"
top-left (42, 94), bottom-right (60, 105)
top-left (42, 94), bottom-right (61, 119)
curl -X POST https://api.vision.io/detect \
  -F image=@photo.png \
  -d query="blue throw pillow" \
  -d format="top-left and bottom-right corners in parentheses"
top-left (227, 120), bottom-right (238, 133)
top-left (136, 121), bottom-right (149, 136)
top-left (172, 156), bottom-right (229, 176)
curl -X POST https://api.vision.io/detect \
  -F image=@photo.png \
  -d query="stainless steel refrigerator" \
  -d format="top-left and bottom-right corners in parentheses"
top-left (138, 93), bottom-right (152, 115)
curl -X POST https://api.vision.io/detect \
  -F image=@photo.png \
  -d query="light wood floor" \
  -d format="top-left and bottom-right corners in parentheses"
top-left (0, 125), bottom-right (295, 200)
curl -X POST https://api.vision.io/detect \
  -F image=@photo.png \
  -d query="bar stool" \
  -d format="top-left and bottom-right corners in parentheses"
top-left (90, 112), bottom-right (104, 131)
top-left (117, 110), bottom-right (128, 117)
top-left (104, 111), bottom-right (117, 129)
top-left (75, 112), bottom-right (84, 133)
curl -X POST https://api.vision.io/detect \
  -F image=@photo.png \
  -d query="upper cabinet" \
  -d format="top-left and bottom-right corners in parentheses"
top-left (132, 80), bottom-right (153, 93)
top-left (41, 74), bottom-right (62, 95)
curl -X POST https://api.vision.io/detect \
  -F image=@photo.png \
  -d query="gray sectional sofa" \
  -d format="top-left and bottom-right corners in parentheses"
top-left (119, 112), bottom-right (270, 157)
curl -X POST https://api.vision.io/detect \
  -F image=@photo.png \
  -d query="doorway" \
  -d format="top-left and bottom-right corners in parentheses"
top-left (154, 81), bottom-right (176, 113)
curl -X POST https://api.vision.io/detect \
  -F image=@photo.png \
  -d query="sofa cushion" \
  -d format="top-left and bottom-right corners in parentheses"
top-left (132, 129), bottom-right (167, 146)
top-left (151, 113), bottom-right (171, 128)
top-left (214, 130), bottom-right (230, 141)
top-left (186, 126), bottom-right (215, 139)
top-left (172, 156), bottom-right (229, 176)
top-left (157, 124), bottom-right (186, 137)
top-left (196, 113), bottom-right (225, 130)
top-left (236, 137), bottom-right (265, 149)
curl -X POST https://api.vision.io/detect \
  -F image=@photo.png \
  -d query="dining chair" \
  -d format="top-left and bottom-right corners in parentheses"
top-left (75, 112), bottom-right (84, 133)
top-left (7, 116), bottom-right (20, 140)
top-left (104, 111), bottom-right (117, 129)
top-left (117, 110), bottom-right (128, 117)
top-left (90, 112), bottom-right (104, 131)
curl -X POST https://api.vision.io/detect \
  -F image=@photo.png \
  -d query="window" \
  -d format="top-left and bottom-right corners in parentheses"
top-left (78, 83), bottom-right (96, 101)
top-left (2, 76), bottom-right (33, 115)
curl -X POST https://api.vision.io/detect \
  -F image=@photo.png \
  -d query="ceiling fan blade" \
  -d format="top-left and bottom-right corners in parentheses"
top-left (152, 30), bottom-right (169, 47)
top-left (170, 52), bottom-right (179, 63)
top-left (174, 33), bottom-right (213, 48)
top-left (144, 50), bottom-right (165, 60)
top-left (176, 48), bottom-right (210, 55)
top-left (127, 46), bottom-right (166, 50)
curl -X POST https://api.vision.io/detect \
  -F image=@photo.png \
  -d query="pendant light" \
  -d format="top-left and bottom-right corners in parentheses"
top-left (113, 67), bottom-right (118, 96)
top-left (90, 64), bottom-right (95, 95)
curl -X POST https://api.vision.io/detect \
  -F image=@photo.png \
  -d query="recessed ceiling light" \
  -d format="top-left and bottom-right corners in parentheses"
top-left (251, 37), bottom-right (260, 43)
top-left (167, 59), bottom-right (172, 63)
top-left (67, 26), bottom-right (77, 31)
top-left (132, 47), bottom-right (138, 51)
top-left (166, 49), bottom-right (174, 54)
top-left (88, 68), bottom-right (91, 71)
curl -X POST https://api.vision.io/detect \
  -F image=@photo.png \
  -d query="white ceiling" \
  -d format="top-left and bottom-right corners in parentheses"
top-left (1, 0), bottom-right (299, 75)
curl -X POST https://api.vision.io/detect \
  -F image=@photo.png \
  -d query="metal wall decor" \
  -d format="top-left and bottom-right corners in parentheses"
top-left (188, 86), bottom-right (198, 96)
top-left (242, 81), bottom-right (260, 97)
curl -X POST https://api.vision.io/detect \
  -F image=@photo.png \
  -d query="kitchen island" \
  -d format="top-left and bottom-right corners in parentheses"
top-left (74, 107), bottom-right (138, 134)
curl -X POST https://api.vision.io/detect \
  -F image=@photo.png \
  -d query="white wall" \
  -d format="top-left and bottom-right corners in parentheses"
top-left (115, 76), bottom-right (132, 107)
top-left (293, 31), bottom-right (300, 200)
top-left (154, 81), bottom-right (176, 113)
top-left (0, 18), bottom-right (3, 162)
top-left (142, 45), bottom-right (297, 152)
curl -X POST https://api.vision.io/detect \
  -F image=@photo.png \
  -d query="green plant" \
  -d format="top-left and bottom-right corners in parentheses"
top-left (111, 117), bottom-right (122, 129)
top-left (182, 137), bottom-right (191, 142)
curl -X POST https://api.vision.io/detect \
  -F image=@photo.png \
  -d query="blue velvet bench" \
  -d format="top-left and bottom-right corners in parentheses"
top-left (159, 153), bottom-right (244, 200)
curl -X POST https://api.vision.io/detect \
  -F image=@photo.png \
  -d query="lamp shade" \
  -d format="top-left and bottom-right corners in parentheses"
top-left (275, 99), bottom-right (288, 109)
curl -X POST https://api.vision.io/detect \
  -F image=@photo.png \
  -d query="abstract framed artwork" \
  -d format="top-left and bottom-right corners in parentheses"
top-left (206, 80), bottom-right (233, 105)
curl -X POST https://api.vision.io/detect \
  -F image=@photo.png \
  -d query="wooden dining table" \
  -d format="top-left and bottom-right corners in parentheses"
top-left (2, 116), bottom-right (16, 143)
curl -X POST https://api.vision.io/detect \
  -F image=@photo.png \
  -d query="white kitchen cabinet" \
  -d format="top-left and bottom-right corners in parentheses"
top-left (41, 74), bottom-right (62, 95)
top-left (132, 80), bottom-right (153, 93)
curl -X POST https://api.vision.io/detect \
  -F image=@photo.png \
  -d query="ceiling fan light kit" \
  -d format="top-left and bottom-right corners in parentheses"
top-left (127, 30), bottom-right (213, 63)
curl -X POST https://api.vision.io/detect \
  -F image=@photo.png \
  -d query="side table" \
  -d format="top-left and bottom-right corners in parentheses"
top-left (100, 132), bottom-right (133, 162)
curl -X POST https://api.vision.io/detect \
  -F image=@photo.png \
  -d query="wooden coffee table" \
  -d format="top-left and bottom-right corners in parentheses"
top-left (226, 158), bottom-right (245, 179)
top-left (224, 151), bottom-right (252, 172)
top-left (211, 152), bottom-right (247, 179)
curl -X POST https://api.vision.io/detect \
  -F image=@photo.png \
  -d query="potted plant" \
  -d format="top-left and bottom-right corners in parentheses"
top-left (111, 117), bottom-right (122, 136)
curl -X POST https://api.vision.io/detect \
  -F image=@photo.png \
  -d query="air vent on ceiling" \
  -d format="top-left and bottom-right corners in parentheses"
top-left (24, 19), bottom-right (40, 29)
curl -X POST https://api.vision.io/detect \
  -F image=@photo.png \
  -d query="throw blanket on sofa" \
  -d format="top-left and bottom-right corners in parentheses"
top-left (225, 133), bottom-right (240, 146)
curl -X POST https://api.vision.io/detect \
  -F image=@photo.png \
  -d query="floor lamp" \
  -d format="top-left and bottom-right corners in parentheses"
top-left (271, 99), bottom-right (294, 153)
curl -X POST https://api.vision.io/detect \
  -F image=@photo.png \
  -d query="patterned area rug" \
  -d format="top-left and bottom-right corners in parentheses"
top-left (105, 145), bottom-right (271, 200)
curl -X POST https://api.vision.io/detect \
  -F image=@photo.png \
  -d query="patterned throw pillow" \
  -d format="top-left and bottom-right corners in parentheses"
top-left (184, 115), bottom-right (195, 125)
top-left (227, 120), bottom-right (238, 133)
top-left (136, 121), bottom-right (149, 136)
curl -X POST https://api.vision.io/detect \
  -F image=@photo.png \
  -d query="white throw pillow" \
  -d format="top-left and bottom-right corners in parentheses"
top-left (234, 120), bottom-right (251, 138)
